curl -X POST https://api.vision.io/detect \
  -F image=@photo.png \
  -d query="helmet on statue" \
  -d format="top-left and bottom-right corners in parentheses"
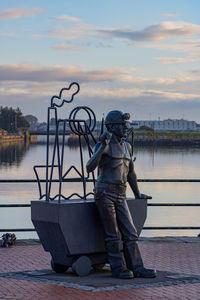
top-left (105, 110), bottom-right (130, 125)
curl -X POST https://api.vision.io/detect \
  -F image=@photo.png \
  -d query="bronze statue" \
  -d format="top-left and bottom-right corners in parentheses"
top-left (86, 110), bottom-right (157, 279)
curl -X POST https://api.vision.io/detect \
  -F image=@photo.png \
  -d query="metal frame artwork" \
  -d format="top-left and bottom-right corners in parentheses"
top-left (33, 82), bottom-right (134, 202)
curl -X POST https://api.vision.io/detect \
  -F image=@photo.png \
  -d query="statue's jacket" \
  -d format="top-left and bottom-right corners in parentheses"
top-left (95, 137), bottom-right (132, 200)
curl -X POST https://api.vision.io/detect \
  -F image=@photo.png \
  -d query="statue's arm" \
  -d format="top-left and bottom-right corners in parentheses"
top-left (86, 131), bottom-right (111, 173)
top-left (127, 160), bottom-right (141, 199)
top-left (127, 143), bottom-right (151, 199)
top-left (86, 142), bottom-right (107, 173)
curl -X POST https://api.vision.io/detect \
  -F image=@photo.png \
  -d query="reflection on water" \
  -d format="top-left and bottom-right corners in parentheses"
top-left (0, 141), bottom-right (199, 238)
top-left (0, 141), bottom-right (30, 167)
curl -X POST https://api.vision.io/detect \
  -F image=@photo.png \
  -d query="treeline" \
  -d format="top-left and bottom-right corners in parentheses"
top-left (0, 106), bottom-right (29, 133)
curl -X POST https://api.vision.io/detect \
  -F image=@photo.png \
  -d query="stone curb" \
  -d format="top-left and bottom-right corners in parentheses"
top-left (13, 236), bottom-right (200, 246)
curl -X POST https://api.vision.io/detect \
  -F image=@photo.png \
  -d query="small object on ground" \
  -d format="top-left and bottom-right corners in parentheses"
top-left (1, 233), bottom-right (16, 247)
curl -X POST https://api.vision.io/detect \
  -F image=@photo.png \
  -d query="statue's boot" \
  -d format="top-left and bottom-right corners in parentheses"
top-left (112, 268), bottom-right (134, 279)
top-left (133, 266), bottom-right (157, 278)
top-left (124, 241), bottom-right (157, 278)
top-left (106, 240), bottom-right (133, 279)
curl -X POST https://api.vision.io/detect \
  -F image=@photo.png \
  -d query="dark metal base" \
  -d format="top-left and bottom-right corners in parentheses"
top-left (31, 198), bottom-right (147, 276)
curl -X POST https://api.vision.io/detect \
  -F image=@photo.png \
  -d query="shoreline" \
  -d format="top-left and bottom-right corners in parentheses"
top-left (0, 135), bottom-right (37, 144)
top-left (67, 134), bottom-right (200, 148)
top-left (0, 135), bottom-right (24, 143)
top-left (1, 133), bottom-right (200, 148)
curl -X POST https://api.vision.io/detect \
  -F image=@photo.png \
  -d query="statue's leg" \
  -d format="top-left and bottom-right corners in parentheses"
top-left (116, 199), bottom-right (144, 270)
top-left (95, 191), bottom-right (126, 276)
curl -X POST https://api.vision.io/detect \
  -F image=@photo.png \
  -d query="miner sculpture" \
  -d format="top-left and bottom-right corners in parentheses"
top-left (32, 82), bottom-right (155, 277)
top-left (86, 110), bottom-right (157, 279)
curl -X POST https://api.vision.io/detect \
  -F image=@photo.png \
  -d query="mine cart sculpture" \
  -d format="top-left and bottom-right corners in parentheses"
top-left (31, 82), bottom-right (148, 276)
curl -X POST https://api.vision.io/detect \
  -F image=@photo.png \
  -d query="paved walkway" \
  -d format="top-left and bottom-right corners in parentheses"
top-left (0, 237), bottom-right (199, 299)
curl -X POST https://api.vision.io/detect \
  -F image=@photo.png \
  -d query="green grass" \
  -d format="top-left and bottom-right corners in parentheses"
top-left (134, 130), bottom-right (200, 140)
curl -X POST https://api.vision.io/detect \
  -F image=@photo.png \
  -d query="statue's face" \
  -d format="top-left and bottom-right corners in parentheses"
top-left (110, 122), bottom-right (129, 138)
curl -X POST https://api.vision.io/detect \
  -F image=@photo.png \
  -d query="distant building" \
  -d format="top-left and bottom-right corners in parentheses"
top-left (132, 119), bottom-right (198, 131)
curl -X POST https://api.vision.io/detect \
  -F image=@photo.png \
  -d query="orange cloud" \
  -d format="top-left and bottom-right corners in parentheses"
top-left (0, 8), bottom-right (44, 20)
top-left (53, 42), bottom-right (87, 51)
top-left (0, 63), bottom-right (121, 82)
top-left (158, 56), bottom-right (198, 64)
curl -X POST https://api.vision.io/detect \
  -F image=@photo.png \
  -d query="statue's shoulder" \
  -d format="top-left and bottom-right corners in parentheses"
top-left (94, 141), bottom-right (110, 154)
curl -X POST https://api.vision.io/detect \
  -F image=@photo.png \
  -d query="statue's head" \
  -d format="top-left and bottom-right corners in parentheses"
top-left (105, 110), bottom-right (131, 137)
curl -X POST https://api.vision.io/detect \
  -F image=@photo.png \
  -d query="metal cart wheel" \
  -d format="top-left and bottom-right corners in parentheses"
top-left (72, 256), bottom-right (91, 276)
top-left (51, 258), bottom-right (69, 273)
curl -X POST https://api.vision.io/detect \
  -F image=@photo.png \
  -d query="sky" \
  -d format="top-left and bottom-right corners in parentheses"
top-left (0, 0), bottom-right (200, 122)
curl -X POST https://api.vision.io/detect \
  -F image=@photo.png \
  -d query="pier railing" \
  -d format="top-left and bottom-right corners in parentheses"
top-left (0, 179), bottom-right (200, 232)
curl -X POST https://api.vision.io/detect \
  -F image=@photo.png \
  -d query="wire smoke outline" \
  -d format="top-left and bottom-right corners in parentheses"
top-left (50, 82), bottom-right (80, 107)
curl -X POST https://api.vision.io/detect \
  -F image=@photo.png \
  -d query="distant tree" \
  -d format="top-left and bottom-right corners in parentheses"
top-left (24, 115), bottom-right (38, 126)
top-left (16, 108), bottom-right (30, 129)
top-left (0, 106), bottom-right (29, 133)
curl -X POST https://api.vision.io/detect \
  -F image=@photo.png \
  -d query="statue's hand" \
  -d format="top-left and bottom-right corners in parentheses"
top-left (100, 131), bottom-right (112, 145)
top-left (139, 193), bottom-right (152, 200)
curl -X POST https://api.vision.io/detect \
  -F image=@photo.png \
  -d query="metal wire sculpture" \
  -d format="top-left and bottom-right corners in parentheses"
top-left (34, 82), bottom-right (134, 202)
top-left (34, 82), bottom-right (97, 202)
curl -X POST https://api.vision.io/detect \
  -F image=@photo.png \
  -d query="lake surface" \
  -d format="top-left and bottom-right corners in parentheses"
top-left (0, 138), bottom-right (199, 239)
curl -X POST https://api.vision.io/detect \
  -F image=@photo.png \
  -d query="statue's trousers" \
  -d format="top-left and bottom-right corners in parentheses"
top-left (95, 182), bottom-right (144, 274)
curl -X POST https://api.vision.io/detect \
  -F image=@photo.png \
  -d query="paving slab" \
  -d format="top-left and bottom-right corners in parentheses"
top-left (0, 237), bottom-right (199, 299)
top-left (0, 268), bottom-right (200, 292)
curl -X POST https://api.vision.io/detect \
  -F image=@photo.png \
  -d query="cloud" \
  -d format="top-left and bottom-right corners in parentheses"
top-left (0, 86), bottom-right (28, 95)
top-left (129, 37), bottom-right (200, 64)
top-left (81, 87), bottom-right (200, 101)
top-left (44, 21), bottom-right (200, 55)
top-left (131, 38), bottom-right (200, 53)
top-left (158, 56), bottom-right (198, 64)
top-left (0, 64), bottom-right (199, 109)
top-left (0, 63), bottom-right (122, 82)
top-left (162, 13), bottom-right (180, 17)
top-left (54, 15), bottom-right (82, 22)
top-left (53, 42), bottom-right (87, 51)
top-left (191, 69), bottom-right (200, 74)
top-left (48, 23), bottom-right (96, 40)
top-left (2, 90), bottom-right (200, 123)
top-left (47, 21), bottom-right (200, 43)
top-left (0, 8), bottom-right (44, 20)
top-left (142, 89), bottom-right (200, 100)
top-left (0, 72), bottom-right (200, 122)
top-left (1, 63), bottom-right (199, 90)
top-left (1, 81), bottom-right (199, 103)
top-left (0, 32), bottom-right (17, 37)
top-left (118, 74), bottom-right (176, 85)
top-left (53, 40), bottom-right (113, 51)
top-left (118, 71), bottom-right (200, 86)
top-left (83, 88), bottom-right (143, 99)
top-left (83, 41), bottom-right (114, 48)
top-left (97, 21), bottom-right (200, 42)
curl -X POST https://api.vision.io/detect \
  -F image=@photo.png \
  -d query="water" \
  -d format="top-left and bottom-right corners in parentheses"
top-left (0, 138), bottom-right (199, 239)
